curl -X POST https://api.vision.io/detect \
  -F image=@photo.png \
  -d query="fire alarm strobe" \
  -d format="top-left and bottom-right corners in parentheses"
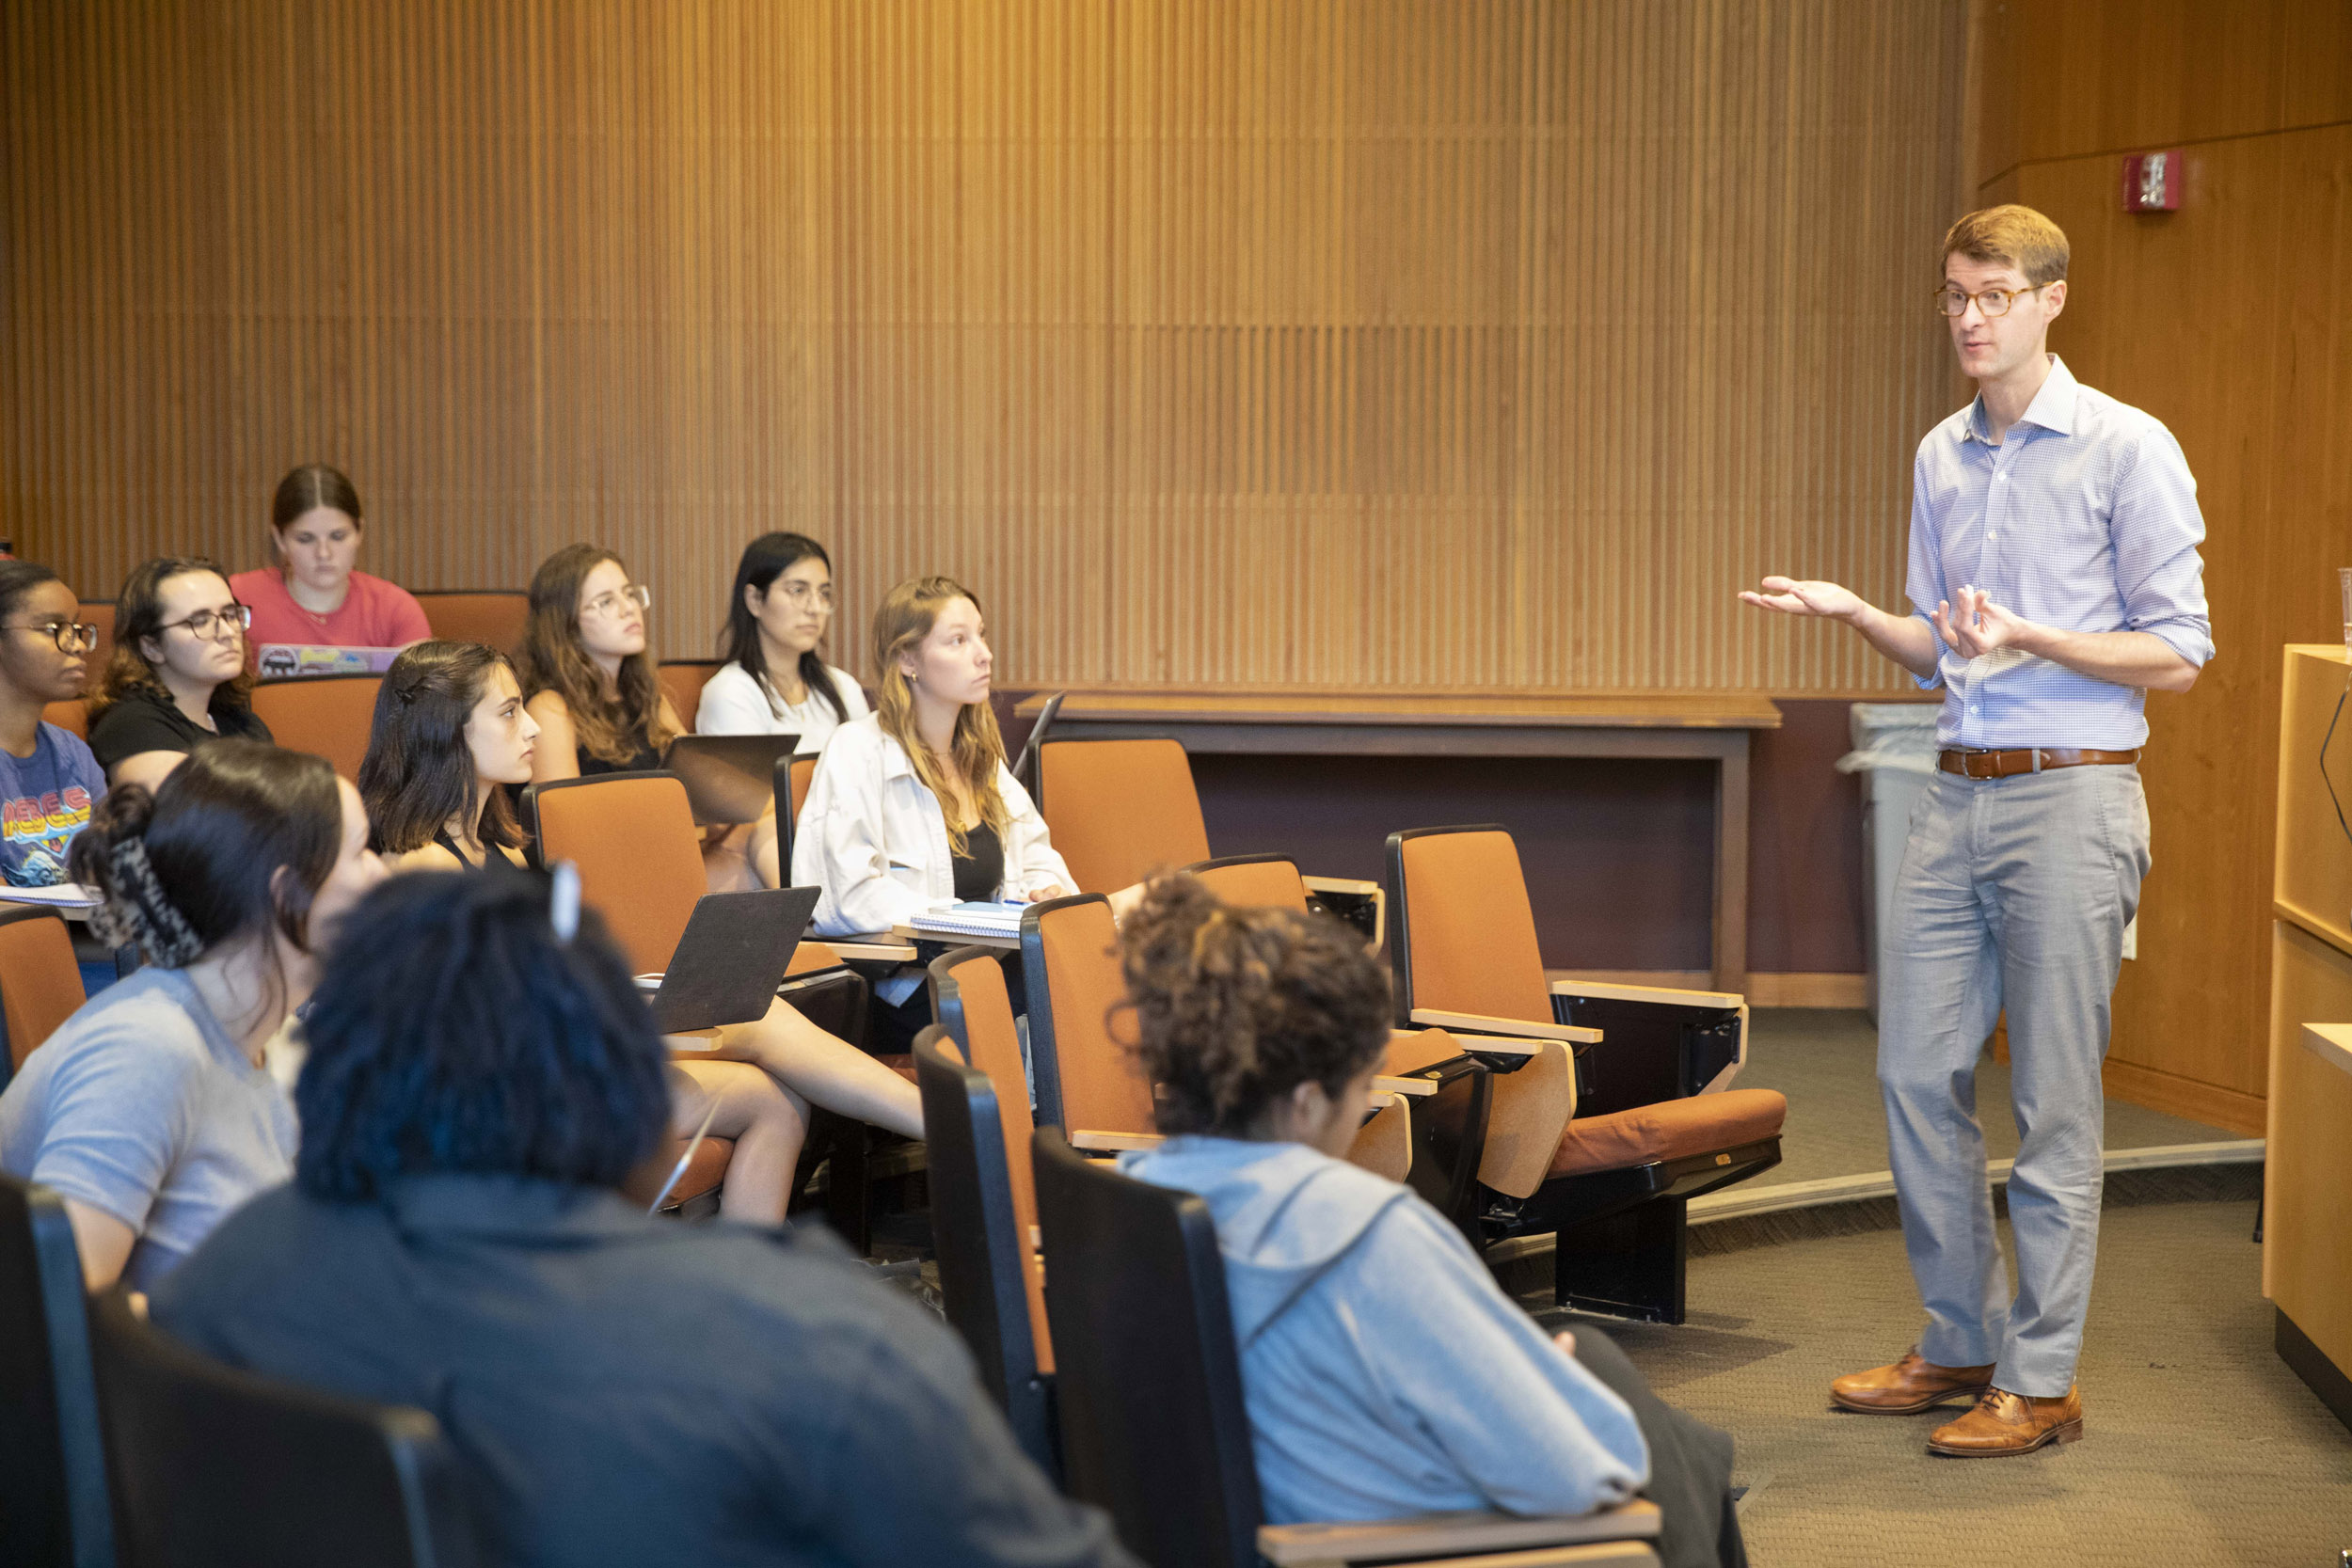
top-left (2122, 149), bottom-right (2182, 213)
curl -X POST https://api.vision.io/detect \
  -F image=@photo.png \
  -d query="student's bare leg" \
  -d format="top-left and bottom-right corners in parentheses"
top-left (669, 1058), bottom-right (811, 1225)
top-left (714, 999), bottom-right (925, 1139)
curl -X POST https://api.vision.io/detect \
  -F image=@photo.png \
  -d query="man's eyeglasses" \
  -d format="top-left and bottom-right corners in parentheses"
top-left (582, 584), bottom-right (652, 620)
top-left (4, 620), bottom-right (102, 653)
top-left (1933, 283), bottom-right (2054, 319)
top-left (155, 604), bottom-right (252, 641)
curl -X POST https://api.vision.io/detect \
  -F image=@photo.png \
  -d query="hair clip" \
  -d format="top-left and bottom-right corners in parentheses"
top-left (549, 861), bottom-right (581, 944)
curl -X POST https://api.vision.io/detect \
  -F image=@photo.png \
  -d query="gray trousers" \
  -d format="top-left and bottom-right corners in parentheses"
top-left (1877, 764), bottom-right (2151, 1397)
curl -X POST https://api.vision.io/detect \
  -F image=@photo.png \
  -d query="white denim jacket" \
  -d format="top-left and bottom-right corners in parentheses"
top-left (792, 714), bottom-right (1073, 938)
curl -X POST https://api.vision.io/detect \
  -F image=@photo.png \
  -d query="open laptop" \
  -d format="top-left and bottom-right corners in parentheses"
top-left (664, 734), bottom-right (800, 827)
top-left (633, 884), bottom-right (821, 1034)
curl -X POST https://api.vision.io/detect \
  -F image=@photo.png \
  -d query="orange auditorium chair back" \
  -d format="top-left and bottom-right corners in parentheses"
top-left (530, 773), bottom-right (703, 974)
top-left (1389, 826), bottom-right (1553, 1025)
top-left (411, 591), bottom-right (527, 656)
top-left (1020, 895), bottom-right (1156, 1143)
top-left (248, 674), bottom-right (383, 783)
top-left (656, 662), bottom-right (722, 730)
top-left (1034, 737), bottom-right (1209, 895)
top-left (1184, 853), bottom-right (1312, 916)
top-left (0, 908), bottom-right (86, 1070)
top-left (930, 951), bottom-right (1052, 1373)
top-left (41, 702), bottom-right (86, 740)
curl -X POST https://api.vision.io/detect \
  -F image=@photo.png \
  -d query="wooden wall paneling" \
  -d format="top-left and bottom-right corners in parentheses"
top-left (1977, 0), bottom-right (2352, 1126)
top-left (5, 0), bottom-right (1968, 699)
top-left (1975, 0), bottom-right (2352, 185)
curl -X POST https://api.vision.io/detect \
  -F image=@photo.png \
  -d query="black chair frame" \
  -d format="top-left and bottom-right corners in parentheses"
top-left (0, 1174), bottom-right (114, 1568)
top-left (912, 1015), bottom-right (1057, 1476)
top-left (1031, 1129), bottom-right (1262, 1568)
top-left (90, 1291), bottom-right (477, 1568)
top-left (1385, 825), bottom-right (1782, 1324)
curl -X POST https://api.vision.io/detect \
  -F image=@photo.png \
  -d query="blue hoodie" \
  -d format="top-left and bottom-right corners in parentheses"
top-left (1120, 1135), bottom-right (1648, 1526)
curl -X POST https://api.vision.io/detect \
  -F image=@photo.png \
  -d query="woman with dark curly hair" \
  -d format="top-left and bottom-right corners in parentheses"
top-left (1116, 875), bottom-right (1747, 1568)
top-left (0, 741), bottom-right (383, 1289)
top-left (151, 869), bottom-right (1136, 1568)
top-left (86, 557), bottom-right (273, 793)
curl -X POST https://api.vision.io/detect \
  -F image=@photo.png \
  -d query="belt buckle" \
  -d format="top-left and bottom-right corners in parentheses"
top-left (1963, 751), bottom-right (1995, 780)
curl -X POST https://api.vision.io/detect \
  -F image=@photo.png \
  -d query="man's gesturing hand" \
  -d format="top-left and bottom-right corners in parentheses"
top-left (1739, 576), bottom-right (1865, 622)
top-left (1931, 585), bottom-right (2031, 658)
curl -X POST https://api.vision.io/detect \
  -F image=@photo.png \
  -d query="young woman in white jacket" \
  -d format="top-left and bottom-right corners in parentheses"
top-left (793, 577), bottom-right (1140, 1042)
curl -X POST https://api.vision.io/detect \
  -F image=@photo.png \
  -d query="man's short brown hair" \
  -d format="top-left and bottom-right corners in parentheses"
top-left (1942, 204), bottom-right (2069, 287)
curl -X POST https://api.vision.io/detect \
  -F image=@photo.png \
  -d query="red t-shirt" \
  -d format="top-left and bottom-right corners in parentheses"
top-left (230, 568), bottom-right (434, 652)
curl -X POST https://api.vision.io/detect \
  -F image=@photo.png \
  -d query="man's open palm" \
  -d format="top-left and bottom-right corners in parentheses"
top-left (1740, 576), bottom-right (1863, 621)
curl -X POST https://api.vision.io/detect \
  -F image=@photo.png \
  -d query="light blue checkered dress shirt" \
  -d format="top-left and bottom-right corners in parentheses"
top-left (1905, 356), bottom-right (2214, 750)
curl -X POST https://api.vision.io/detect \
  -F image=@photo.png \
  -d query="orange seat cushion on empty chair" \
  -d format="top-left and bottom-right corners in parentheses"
top-left (1546, 1088), bottom-right (1788, 1180)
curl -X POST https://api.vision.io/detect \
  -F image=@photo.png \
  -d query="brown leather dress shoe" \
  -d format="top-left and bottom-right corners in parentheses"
top-left (1829, 1349), bottom-right (1997, 1414)
top-left (1927, 1386), bottom-right (2084, 1456)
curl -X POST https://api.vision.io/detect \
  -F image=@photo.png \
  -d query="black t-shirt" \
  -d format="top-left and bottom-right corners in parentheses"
top-left (953, 820), bottom-right (1005, 902)
top-left (154, 1178), bottom-right (1136, 1568)
top-left (87, 690), bottom-right (274, 774)
top-left (576, 735), bottom-right (664, 776)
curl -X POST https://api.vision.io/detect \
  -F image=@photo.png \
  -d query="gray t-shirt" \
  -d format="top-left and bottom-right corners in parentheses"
top-left (0, 966), bottom-right (296, 1290)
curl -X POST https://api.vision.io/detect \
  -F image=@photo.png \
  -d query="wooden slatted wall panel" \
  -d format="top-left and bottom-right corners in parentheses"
top-left (3, 0), bottom-right (1965, 692)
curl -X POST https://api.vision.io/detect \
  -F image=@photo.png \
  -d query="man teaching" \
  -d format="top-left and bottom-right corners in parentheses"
top-left (1742, 204), bottom-right (2212, 1457)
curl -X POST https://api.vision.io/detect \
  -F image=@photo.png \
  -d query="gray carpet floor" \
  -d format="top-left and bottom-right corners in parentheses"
top-left (1531, 1197), bottom-right (2352, 1566)
top-left (1739, 1009), bottom-right (2241, 1189)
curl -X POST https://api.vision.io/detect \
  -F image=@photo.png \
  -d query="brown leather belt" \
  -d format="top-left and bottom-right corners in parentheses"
top-left (1937, 748), bottom-right (2141, 780)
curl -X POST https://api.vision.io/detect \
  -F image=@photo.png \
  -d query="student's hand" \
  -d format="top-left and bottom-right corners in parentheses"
top-left (1931, 585), bottom-right (2036, 658)
top-left (1553, 1328), bottom-right (1577, 1356)
top-left (1739, 576), bottom-right (1865, 623)
top-left (1025, 884), bottom-right (1073, 904)
top-left (1105, 882), bottom-right (1147, 923)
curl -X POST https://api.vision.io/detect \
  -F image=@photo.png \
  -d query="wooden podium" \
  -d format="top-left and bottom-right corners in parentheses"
top-left (2264, 643), bottom-right (2352, 1430)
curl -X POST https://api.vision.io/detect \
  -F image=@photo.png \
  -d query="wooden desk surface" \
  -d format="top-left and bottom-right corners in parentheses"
top-left (1017, 688), bottom-right (1782, 731)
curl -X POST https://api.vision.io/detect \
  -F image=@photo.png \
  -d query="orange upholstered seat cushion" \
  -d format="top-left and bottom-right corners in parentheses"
top-left (1547, 1088), bottom-right (1787, 1180)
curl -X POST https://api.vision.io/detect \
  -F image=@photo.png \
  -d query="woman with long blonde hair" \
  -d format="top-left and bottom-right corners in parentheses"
top-left (793, 576), bottom-right (1138, 1045)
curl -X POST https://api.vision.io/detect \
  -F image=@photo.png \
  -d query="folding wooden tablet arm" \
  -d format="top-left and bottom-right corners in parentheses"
top-left (1257, 1498), bottom-right (1662, 1567)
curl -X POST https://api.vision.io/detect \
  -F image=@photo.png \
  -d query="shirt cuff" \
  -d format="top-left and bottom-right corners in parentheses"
top-left (2136, 619), bottom-right (2215, 670)
top-left (1909, 611), bottom-right (1947, 689)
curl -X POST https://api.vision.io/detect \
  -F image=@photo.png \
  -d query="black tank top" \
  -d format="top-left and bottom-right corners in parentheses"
top-left (952, 820), bottom-right (1005, 902)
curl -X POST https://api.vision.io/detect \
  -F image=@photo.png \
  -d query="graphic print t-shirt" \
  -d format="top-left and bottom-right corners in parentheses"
top-left (0, 723), bottom-right (106, 886)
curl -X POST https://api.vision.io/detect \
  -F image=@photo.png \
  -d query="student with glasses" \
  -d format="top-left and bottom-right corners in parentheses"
top-left (87, 558), bottom-right (274, 793)
top-left (517, 545), bottom-right (924, 1208)
top-left (0, 561), bottom-right (107, 886)
top-left (520, 542), bottom-right (787, 890)
top-left (1742, 205), bottom-right (2210, 1457)
top-left (359, 639), bottom-right (819, 1227)
top-left (695, 532), bottom-right (870, 753)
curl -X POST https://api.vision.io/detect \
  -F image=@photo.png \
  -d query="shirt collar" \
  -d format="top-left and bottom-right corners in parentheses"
top-left (1960, 353), bottom-right (2078, 444)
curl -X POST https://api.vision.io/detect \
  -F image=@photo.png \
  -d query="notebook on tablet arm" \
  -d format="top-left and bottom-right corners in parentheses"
top-left (632, 883), bottom-right (822, 1035)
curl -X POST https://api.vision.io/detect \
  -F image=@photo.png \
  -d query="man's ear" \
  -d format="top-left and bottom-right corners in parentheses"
top-left (2042, 279), bottom-right (2066, 322)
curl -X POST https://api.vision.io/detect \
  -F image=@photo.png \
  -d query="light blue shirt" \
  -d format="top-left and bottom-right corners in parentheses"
top-left (1905, 355), bottom-right (2213, 749)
